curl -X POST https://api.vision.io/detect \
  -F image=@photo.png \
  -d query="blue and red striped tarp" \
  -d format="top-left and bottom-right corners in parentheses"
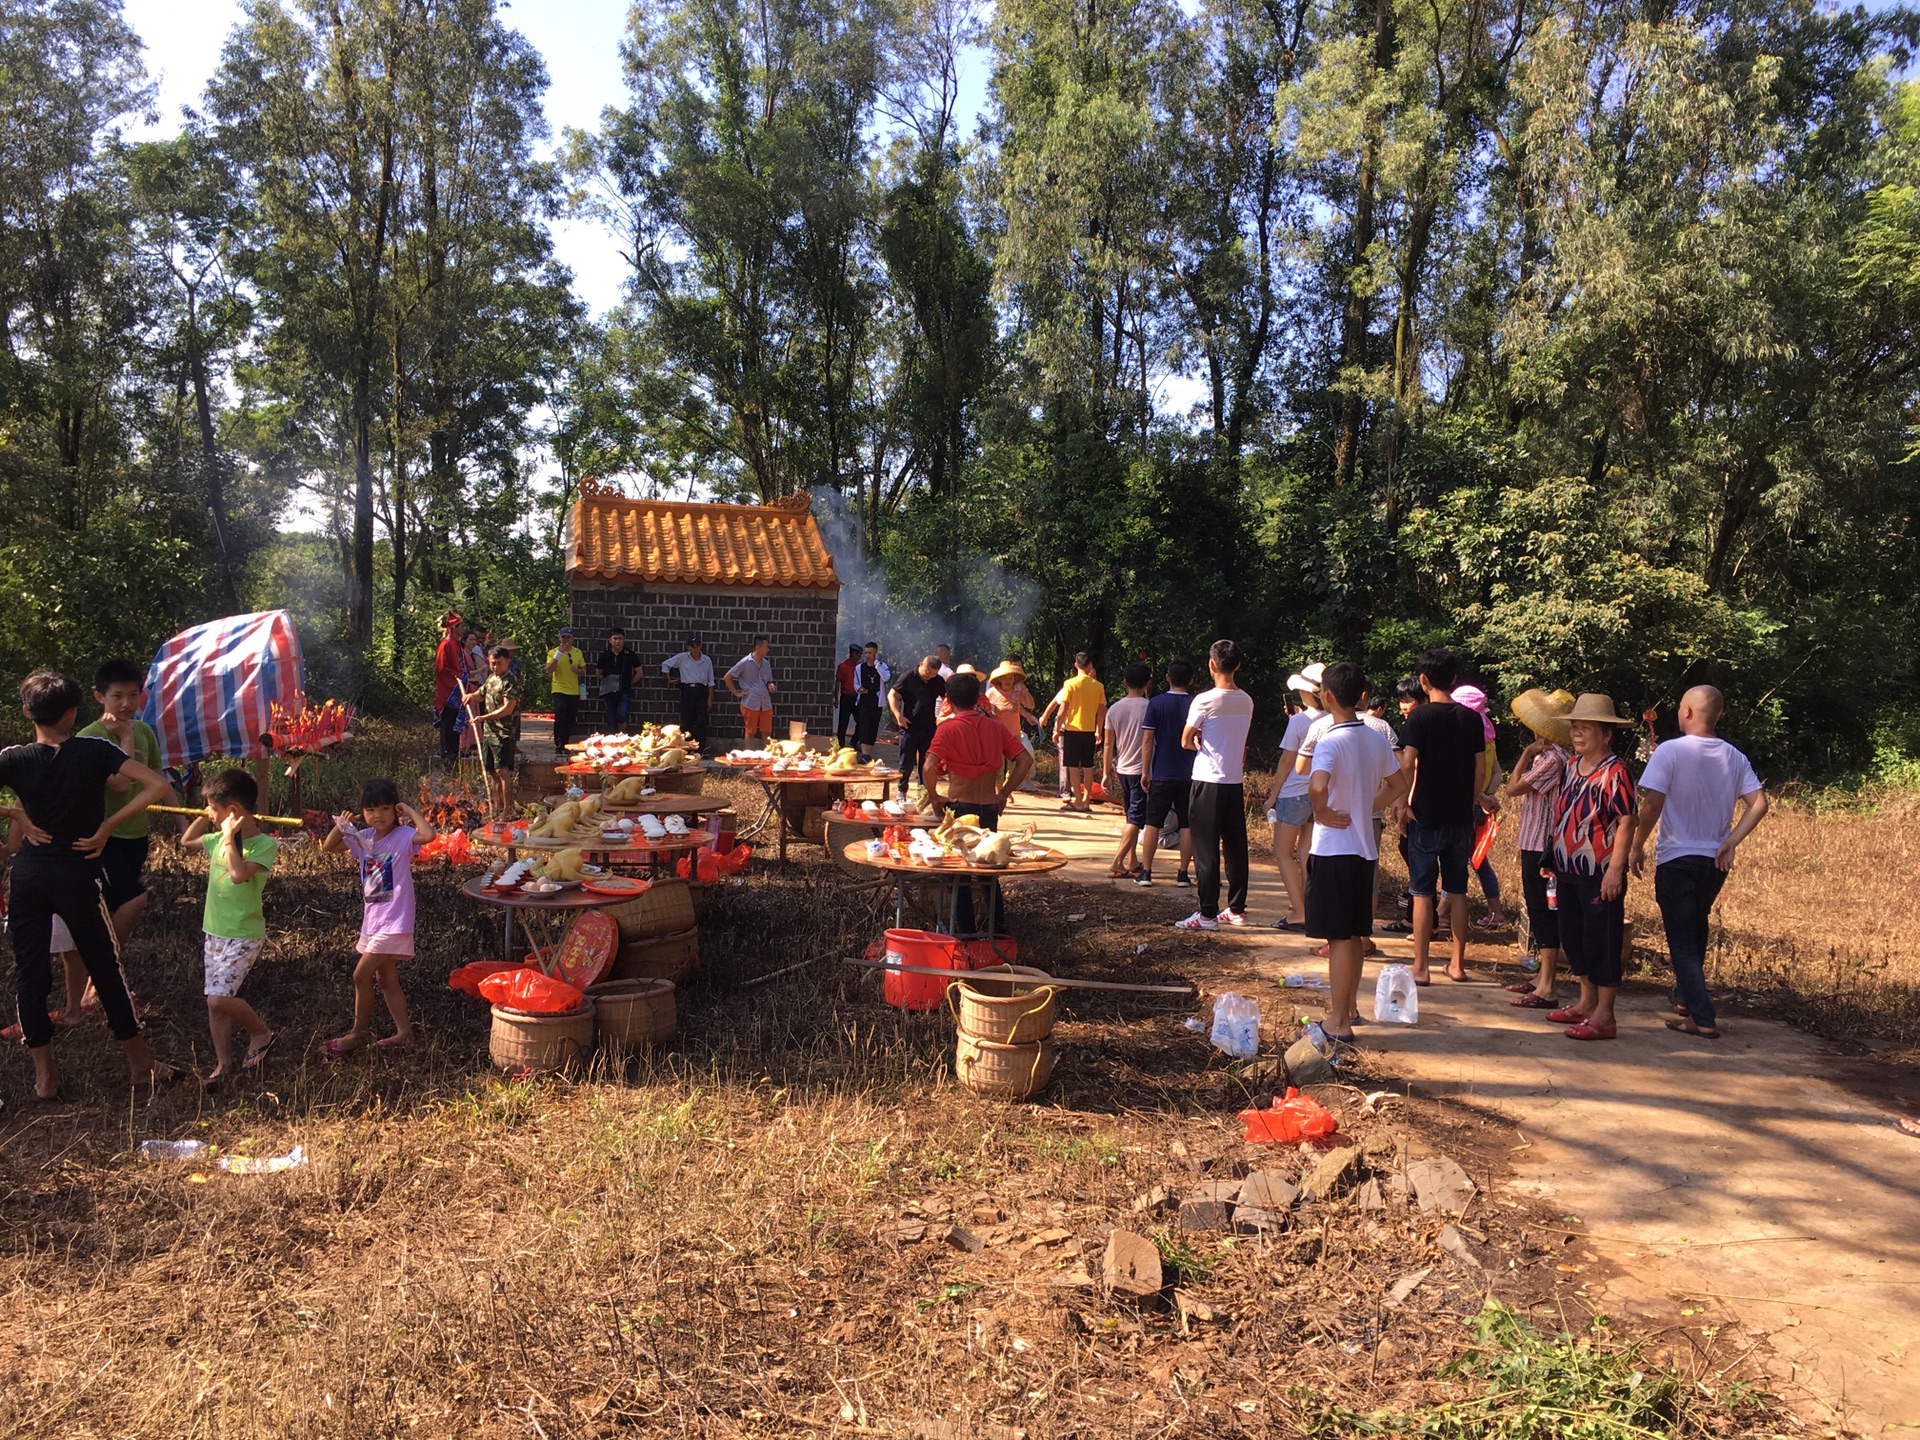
top-left (139, 611), bottom-right (305, 767)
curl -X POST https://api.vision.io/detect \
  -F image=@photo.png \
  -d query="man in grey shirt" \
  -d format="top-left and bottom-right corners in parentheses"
top-left (724, 637), bottom-right (777, 743)
top-left (661, 636), bottom-right (715, 747)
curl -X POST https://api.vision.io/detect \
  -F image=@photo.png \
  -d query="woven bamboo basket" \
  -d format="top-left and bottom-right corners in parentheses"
top-left (586, 978), bottom-right (676, 1052)
top-left (489, 1001), bottom-right (595, 1073)
top-left (606, 925), bottom-right (699, 985)
top-left (602, 878), bottom-right (696, 941)
top-left (954, 1032), bottom-right (1054, 1098)
top-left (949, 975), bottom-right (1058, 1045)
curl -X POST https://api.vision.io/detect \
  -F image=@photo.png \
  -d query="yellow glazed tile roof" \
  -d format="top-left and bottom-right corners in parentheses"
top-left (568, 484), bottom-right (840, 591)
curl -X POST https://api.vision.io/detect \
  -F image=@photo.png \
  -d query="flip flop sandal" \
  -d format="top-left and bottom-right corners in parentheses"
top-left (1510, 994), bottom-right (1557, 1009)
top-left (374, 1035), bottom-right (412, 1049)
top-left (1545, 1007), bottom-right (1587, 1024)
top-left (1271, 918), bottom-right (1304, 932)
top-left (1564, 1021), bottom-right (1617, 1040)
top-left (324, 1035), bottom-right (370, 1057)
top-left (1381, 921), bottom-right (1412, 935)
top-left (1664, 1018), bottom-right (1720, 1040)
top-left (1505, 982), bottom-right (1538, 994)
top-left (1898, 1117), bottom-right (1920, 1138)
top-left (137, 1063), bottom-right (185, 1091)
top-left (240, 1036), bottom-right (277, 1071)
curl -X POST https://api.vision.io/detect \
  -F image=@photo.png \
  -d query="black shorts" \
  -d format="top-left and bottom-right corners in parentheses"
top-left (1519, 848), bottom-right (1559, 950)
top-left (1143, 778), bottom-right (1190, 830)
top-left (481, 734), bottom-right (517, 772)
top-left (1304, 853), bottom-right (1378, 942)
top-left (1060, 730), bottom-right (1097, 768)
top-left (99, 834), bottom-right (150, 911)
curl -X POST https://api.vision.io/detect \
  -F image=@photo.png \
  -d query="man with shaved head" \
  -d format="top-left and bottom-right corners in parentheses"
top-left (1630, 685), bottom-right (1770, 1040)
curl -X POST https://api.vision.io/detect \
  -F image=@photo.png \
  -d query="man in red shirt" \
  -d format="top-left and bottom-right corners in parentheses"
top-left (927, 671), bottom-right (1033, 935)
top-left (834, 644), bottom-right (861, 749)
top-left (434, 611), bottom-right (465, 763)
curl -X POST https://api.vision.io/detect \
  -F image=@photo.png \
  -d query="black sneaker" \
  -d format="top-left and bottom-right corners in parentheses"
top-left (1174, 870), bottom-right (1191, 886)
top-left (1133, 870), bottom-right (1153, 886)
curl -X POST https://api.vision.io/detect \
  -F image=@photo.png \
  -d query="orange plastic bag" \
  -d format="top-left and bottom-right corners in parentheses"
top-left (448, 961), bottom-right (524, 998)
top-left (1239, 1087), bottom-right (1337, 1145)
top-left (1470, 814), bottom-right (1499, 870)
top-left (477, 968), bottom-right (585, 1014)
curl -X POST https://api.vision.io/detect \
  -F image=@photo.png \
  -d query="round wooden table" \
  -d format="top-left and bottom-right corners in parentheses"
top-left (839, 841), bottom-right (1068, 938)
top-left (717, 766), bottom-right (899, 861)
top-left (471, 828), bottom-right (708, 879)
top-left (462, 875), bottom-right (629, 964)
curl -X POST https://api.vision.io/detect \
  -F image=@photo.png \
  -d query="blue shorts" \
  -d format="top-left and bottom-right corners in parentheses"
top-left (1272, 792), bottom-right (1313, 828)
top-left (1117, 773), bottom-right (1147, 826)
top-left (1406, 821), bottom-right (1473, 898)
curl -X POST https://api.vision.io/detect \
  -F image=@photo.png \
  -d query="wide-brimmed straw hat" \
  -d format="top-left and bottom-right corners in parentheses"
top-left (1565, 692), bottom-right (1635, 727)
top-left (989, 661), bottom-right (1025, 683)
top-left (1286, 661), bottom-right (1326, 694)
top-left (1510, 688), bottom-right (1575, 746)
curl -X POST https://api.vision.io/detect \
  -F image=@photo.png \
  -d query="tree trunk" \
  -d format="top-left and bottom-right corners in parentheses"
top-left (187, 286), bottom-right (241, 612)
top-left (1332, 0), bottom-right (1395, 488)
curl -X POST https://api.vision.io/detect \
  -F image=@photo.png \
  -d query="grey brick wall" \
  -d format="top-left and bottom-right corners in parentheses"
top-left (569, 582), bottom-right (841, 740)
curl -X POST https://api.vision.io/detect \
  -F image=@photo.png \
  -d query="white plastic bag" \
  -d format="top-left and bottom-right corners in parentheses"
top-left (1373, 964), bottom-right (1419, 1025)
top-left (1209, 992), bottom-right (1261, 1058)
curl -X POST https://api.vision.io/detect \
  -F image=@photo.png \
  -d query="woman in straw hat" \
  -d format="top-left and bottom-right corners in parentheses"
top-left (1502, 690), bottom-right (1575, 1009)
top-left (1544, 694), bottom-right (1638, 1041)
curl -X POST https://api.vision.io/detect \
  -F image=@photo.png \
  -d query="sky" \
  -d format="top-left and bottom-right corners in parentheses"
top-left (119, 0), bottom-right (991, 320)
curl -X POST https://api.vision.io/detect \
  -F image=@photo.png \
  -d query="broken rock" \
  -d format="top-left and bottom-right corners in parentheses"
top-left (1407, 1157), bottom-right (1476, 1216)
top-left (1385, 1266), bottom-right (1433, 1307)
top-left (1103, 1230), bottom-right (1164, 1297)
top-left (1131, 1184), bottom-right (1175, 1215)
top-left (1238, 1172), bottom-right (1298, 1210)
top-left (943, 1224), bottom-right (986, 1254)
top-left (1436, 1223), bottom-right (1483, 1269)
top-left (884, 1219), bottom-right (928, 1246)
top-left (1231, 1205), bottom-right (1286, 1233)
top-left (1178, 1178), bottom-right (1242, 1232)
top-left (1299, 1145), bottom-right (1361, 1203)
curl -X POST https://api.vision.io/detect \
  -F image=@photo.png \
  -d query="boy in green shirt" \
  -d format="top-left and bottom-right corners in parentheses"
top-left (182, 768), bottom-right (278, 1085)
top-left (463, 648), bottom-right (522, 820)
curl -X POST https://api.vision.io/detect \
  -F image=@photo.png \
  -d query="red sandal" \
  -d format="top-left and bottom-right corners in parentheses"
top-left (1545, 1007), bottom-right (1586, 1024)
top-left (1564, 1020), bottom-right (1617, 1040)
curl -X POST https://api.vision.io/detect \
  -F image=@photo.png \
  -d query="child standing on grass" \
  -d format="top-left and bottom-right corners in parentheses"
top-left (320, 779), bottom-right (433, 1055)
top-left (182, 769), bottom-right (278, 1084)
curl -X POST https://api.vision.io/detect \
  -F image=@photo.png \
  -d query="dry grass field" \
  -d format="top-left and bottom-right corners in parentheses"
top-left (0, 729), bottom-right (1860, 1436)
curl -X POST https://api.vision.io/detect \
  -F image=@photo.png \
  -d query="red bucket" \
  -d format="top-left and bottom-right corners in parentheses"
top-left (882, 928), bottom-right (962, 1011)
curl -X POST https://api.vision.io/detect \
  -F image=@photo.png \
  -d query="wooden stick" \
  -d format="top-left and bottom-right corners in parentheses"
top-left (840, 957), bottom-right (1194, 996)
top-left (149, 803), bottom-right (308, 828)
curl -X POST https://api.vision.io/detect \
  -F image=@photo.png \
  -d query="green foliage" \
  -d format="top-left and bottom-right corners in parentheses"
top-left (1309, 1300), bottom-right (1769, 1437)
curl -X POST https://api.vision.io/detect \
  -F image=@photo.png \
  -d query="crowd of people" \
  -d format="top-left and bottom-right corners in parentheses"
top-left (0, 666), bottom-right (433, 1102)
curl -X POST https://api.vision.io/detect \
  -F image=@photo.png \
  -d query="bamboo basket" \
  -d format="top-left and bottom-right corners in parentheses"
top-left (586, 978), bottom-right (676, 1052)
top-left (949, 975), bottom-right (1058, 1045)
top-left (649, 768), bottom-right (706, 795)
top-left (606, 925), bottom-right (699, 985)
top-left (489, 1001), bottom-right (596, 1073)
top-left (955, 1032), bottom-right (1054, 1098)
top-left (602, 879), bottom-right (696, 941)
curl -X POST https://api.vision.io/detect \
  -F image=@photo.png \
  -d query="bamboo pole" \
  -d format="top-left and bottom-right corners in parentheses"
top-left (149, 803), bottom-right (308, 828)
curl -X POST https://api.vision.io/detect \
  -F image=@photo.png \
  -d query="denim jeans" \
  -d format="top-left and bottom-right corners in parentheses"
top-left (1406, 821), bottom-right (1473, 898)
top-left (1655, 856), bottom-right (1727, 1028)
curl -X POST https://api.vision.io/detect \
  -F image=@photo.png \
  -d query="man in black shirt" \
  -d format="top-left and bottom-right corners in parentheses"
top-left (854, 642), bottom-right (884, 758)
top-left (888, 656), bottom-right (946, 798)
top-left (1394, 647), bottom-right (1489, 983)
top-left (1, 670), bottom-right (177, 1099)
top-left (594, 629), bottom-right (641, 731)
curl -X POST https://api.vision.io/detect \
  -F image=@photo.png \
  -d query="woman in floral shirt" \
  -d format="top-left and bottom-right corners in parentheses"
top-left (1502, 689), bottom-right (1575, 1009)
top-left (1547, 695), bottom-right (1638, 1040)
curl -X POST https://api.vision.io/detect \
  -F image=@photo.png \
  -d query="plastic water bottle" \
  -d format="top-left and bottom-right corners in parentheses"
top-left (1281, 974), bottom-right (1324, 988)
top-left (137, 1139), bottom-right (210, 1162)
top-left (1546, 874), bottom-right (1558, 911)
top-left (1184, 1017), bottom-right (1206, 1033)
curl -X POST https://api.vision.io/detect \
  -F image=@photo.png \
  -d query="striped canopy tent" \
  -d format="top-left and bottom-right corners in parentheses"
top-left (139, 610), bottom-right (306, 768)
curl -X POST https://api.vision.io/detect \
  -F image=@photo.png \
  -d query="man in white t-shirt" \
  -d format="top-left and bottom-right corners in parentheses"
top-left (1629, 685), bottom-right (1768, 1040)
top-left (1306, 663), bottom-right (1411, 1043)
top-left (1103, 661), bottom-right (1152, 879)
top-left (1268, 662), bottom-right (1326, 931)
top-left (1174, 639), bottom-right (1255, 930)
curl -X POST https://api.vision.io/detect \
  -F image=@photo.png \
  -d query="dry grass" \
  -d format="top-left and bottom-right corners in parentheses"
top-left (0, 737), bottom-right (1789, 1436)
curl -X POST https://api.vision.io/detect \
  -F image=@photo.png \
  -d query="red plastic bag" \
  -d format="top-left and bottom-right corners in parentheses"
top-left (1239, 1086), bottom-right (1337, 1145)
top-left (448, 961), bottom-right (524, 998)
top-left (1470, 814), bottom-right (1499, 870)
top-left (477, 968), bottom-right (585, 1014)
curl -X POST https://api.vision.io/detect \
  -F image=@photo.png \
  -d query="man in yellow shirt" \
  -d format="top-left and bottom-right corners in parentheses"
top-left (1046, 652), bottom-right (1107, 813)
top-left (545, 626), bottom-right (587, 750)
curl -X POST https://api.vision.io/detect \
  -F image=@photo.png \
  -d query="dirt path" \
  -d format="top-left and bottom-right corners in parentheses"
top-left (1005, 796), bottom-right (1920, 1433)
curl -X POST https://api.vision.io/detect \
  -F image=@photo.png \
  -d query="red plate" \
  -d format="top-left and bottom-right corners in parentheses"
top-left (582, 877), bottom-right (649, 897)
top-left (549, 910), bottom-right (616, 991)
